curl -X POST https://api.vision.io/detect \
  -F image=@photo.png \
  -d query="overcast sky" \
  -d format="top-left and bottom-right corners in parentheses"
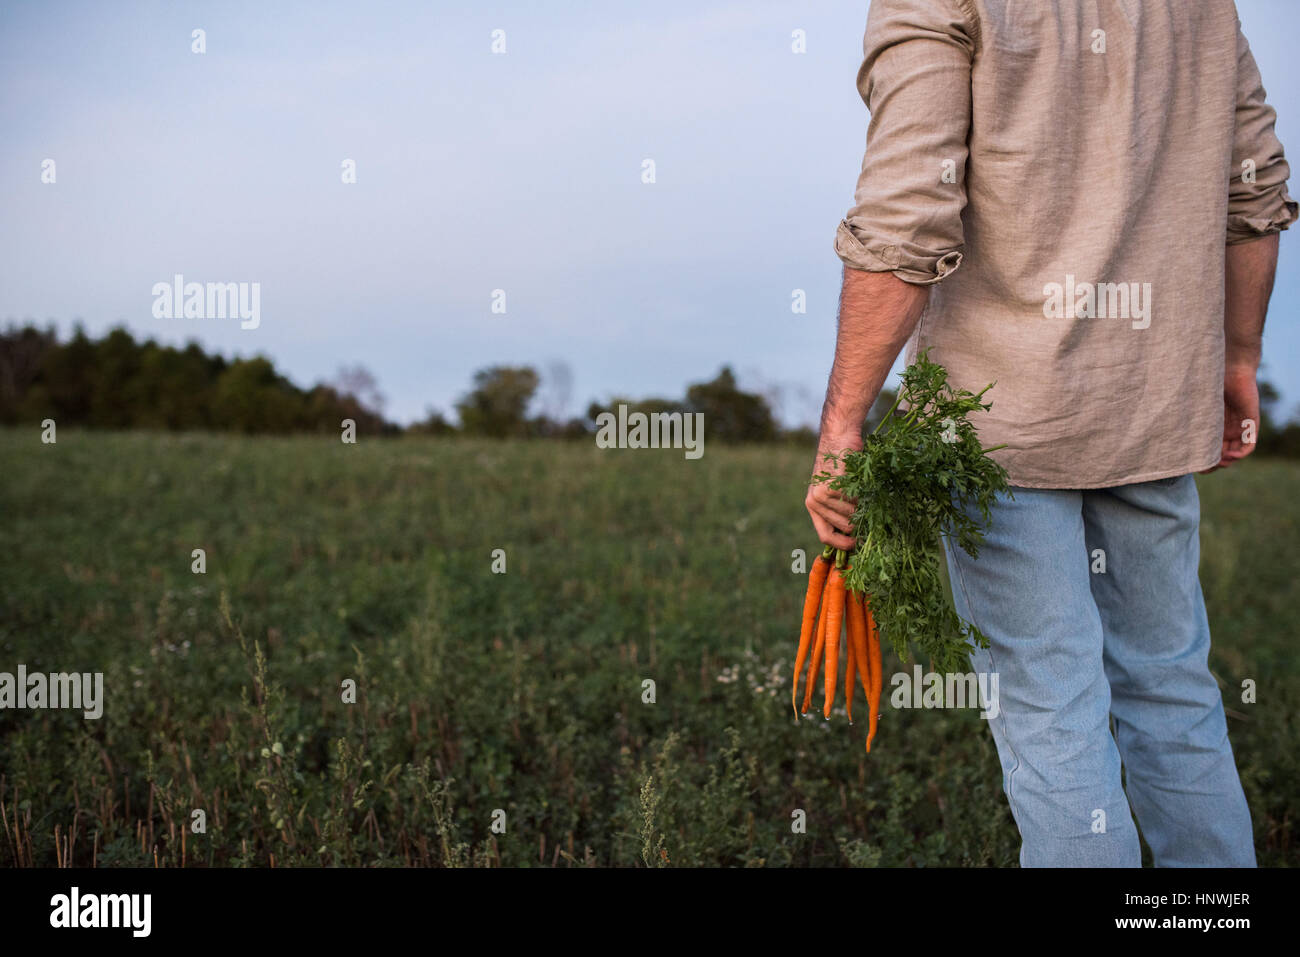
top-left (3, 0), bottom-right (1298, 426)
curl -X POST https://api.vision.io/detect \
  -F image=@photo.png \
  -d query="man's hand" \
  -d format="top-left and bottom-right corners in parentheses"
top-left (1204, 234), bottom-right (1277, 474)
top-left (1203, 365), bottom-right (1260, 472)
top-left (806, 431), bottom-right (862, 551)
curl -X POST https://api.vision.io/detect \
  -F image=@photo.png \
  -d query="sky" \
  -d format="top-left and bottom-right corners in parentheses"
top-left (2, 0), bottom-right (1298, 427)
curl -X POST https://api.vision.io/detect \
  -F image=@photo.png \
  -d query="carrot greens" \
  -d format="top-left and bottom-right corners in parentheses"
top-left (814, 351), bottom-right (1011, 677)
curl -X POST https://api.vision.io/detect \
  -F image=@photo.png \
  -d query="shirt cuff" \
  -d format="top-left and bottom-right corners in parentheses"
top-left (835, 219), bottom-right (963, 285)
top-left (1226, 189), bottom-right (1299, 244)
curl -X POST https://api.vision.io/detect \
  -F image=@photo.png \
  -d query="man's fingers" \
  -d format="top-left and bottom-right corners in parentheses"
top-left (810, 512), bottom-right (855, 551)
top-left (807, 485), bottom-right (854, 521)
top-left (806, 442), bottom-right (860, 551)
top-left (1201, 425), bottom-right (1256, 473)
top-left (807, 496), bottom-right (851, 534)
top-left (807, 500), bottom-right (855, 549)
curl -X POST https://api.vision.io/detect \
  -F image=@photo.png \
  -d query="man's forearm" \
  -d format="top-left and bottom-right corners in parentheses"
top-left (1224, 233), bottom-right (1279, 371)
top-left (819, 266), bottom-right (931, 436)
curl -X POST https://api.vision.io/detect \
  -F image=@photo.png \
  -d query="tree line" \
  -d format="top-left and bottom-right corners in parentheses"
top-left (3, 322), bottom-right (1300, 455)
top-left (0, 324), bottom-right (806, 442)
top-left (415, 363), bottom-right (802, 442)
top-left (0, 325), bottom-right (395, 435)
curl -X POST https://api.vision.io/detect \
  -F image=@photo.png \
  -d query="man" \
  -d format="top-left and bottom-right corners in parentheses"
top-left (806, 0), bottom-right (1295, 867)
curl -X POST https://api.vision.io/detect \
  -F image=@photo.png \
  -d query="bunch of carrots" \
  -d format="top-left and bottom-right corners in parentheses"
top-left (792, 546), bottom-right (883, 752)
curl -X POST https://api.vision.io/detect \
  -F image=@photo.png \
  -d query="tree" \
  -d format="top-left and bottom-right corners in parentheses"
top-left (410, 407), bottom-right (456, 436)
top-left (455, 366), bottom-right (540, 437)
top-left (0, 323), bottom-right (57, 423)
top-left (212, 357), bottom-right (304, 433)
top-left (685, 366), bottom-right (776, 441)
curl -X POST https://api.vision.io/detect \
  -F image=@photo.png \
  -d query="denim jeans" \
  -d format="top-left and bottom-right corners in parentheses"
top-left (941, 475), bottom-right (1255, 867)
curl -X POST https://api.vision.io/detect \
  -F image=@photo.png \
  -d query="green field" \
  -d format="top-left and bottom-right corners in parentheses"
top-left (1, 430), bottom-right (1296, 867)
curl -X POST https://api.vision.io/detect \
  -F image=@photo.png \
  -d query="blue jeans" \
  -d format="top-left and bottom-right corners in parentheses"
top-left (942, 475), bottom-right (1255, 867)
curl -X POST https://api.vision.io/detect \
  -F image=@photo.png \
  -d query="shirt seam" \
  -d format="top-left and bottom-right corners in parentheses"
top-left (949, 0), bottom-right (982, 55)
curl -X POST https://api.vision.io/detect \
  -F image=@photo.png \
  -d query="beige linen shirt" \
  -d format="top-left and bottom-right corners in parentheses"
top-left (836, 0), bottom-right (1297, 488)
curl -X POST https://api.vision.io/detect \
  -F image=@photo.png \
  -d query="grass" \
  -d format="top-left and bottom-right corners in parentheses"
top-left (0, 430), bottom-right (1296, 866)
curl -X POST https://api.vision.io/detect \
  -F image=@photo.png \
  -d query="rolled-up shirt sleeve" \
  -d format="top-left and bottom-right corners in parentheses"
top-left (835, 0), bottom-right (977, 284)
top-left (1226, 18), bottom-right (1298, 244)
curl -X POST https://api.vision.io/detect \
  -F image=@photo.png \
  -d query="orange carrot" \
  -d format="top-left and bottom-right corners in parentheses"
top-left (844, 603), bottom-right (858, 724)
top-left (821, 566), bottom-right (847, 719)
top-left (866, 604), bottom-right (883, 752)
top-left (792, 553), bottom-right (832, 717)
top-left (846, 591), bottom-right (870, 723)
top-left (802, 597), bottom-right (828, 715)
top-left (847, 590), bottom-right (868, 702)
